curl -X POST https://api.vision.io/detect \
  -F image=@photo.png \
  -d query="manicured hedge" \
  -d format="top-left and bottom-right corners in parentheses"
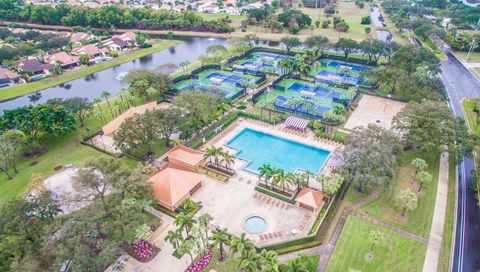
top-left (274, 241), bottom-right (322, 255)
top-left (254, 186), bottom-right (296, 205)
top-left (260, 235), bottom-right (316, 251)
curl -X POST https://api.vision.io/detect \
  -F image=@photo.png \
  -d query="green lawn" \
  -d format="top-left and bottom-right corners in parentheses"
top-left (360, 151), bottom-right (440, 238)
top-left (462, 98), bottom-right (480, 136)
top-left (438, 155), bottom-right (457, 272)
top-left (469, 67), bottom-right (480, 80)
top-left (201, 249), bottom-right (320, 271)
top-left (0, 40), bottom-right (181, 102)
top-left (299, 2), bottom-right (373, 41)
top-left (200, 249), bottom-right (240, 272)
top-left (326, 216), bottom-right (426, 272)
top-left (453, 50), bottom-right (480, 63)
top-left (0, 96), bottom-right (143, 205)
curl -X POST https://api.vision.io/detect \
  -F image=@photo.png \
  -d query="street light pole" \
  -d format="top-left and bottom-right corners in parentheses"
top-left (466, 18), bottom-right (480, 63)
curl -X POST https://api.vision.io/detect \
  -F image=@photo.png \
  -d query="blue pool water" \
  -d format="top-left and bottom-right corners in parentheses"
top-left (245, 216), bottom-right (267, 234)
top-left (227, 128), bottom-right (330, 173)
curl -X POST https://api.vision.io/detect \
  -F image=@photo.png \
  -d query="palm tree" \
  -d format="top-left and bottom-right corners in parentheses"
top-left (221, 151), bottom-right (235, 171)
top-left (174, 213), bottom-right (196, 237)
top-left (271, 167), bottom-right (284, 191)
top-left (204, 146), bottom-right (217, 164)
top-left (165, 230), bottom-right (183, 249)
top-left (213, 146), bottom-right (224, 167)
top-left (239, 249), bottom-right (261, 272)
top-left (332, 105), bottom-right (346, 116)
top-left (259, 249), bottom-right (279, 272)
top-left (277, 171), bottom-right (293, 193)
top-left (211, 228), bottom-right (230, 261)
top-left (258, 164), bottom-right (273, 185)
top-left (101, 91), bottom-right (114, 118)
top-left (198, 213), bottom-right (213, 244)
top-left (93, 97), bottom-right (102, 112)
top-left (179, 60), bottom-right (190, 74)
top-left (282, 256), bottom-right (309, 272)
top-left (230, 233), bottom-right (255, 258)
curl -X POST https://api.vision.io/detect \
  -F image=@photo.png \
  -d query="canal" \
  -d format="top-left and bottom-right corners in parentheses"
top-left (0, 36), bottom-right (234, 111)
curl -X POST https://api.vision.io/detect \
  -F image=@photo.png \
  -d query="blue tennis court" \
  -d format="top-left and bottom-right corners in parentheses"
top-left (315, 70), bottom-right (364, 85)
top-left (205, 72), bottom-right (245, 85)
top-left (288, 82), bottom-right (344, 100)
top-left (233, 51), bottom-right (297, 75)
top-left (328, 61), bottom-right (369, 72)
top-left (274, 96), bottom-right (330, 118)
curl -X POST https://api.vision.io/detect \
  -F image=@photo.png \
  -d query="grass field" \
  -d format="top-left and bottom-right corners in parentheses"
top-left (438, 155), bottom-right (457, 272)
top-left (469, 67), bottom-right (480, 80)
top-left (0, 40), bottom-right (181, 102)
top-left (299, 2), bottom-right (373, 41)
top-left (326, 216), bottom-right (426, 272)
top-left (361, 151), bottom-right (440, 238)
top-left (200, 248), bottom-right (320, 271)
top-left (0, 96), bottom-right (143, 205)
top-left (453, 50), bottom-right (480, 63)
top-left (462, 98), bottom-right (480, 136)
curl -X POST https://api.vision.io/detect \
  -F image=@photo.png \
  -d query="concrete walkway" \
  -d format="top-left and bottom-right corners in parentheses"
top-left (422, 153), bottom-right (450, 272)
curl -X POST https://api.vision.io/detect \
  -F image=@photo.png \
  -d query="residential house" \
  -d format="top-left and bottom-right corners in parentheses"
top-left (225, 6), bottom-right (240, 15)
top-left (0, 67), bottom-right (21, 88)
top-left (112, 31), bottom-right (136, 44)
top-left (172, 4), bottom-right (186, 12)
top-left (69, 32), bottom-right (93, 44)
top-left (15, 59), bottom-right (53, 77)
top-left (102, 37), bottom-right (129, 51)
top-left (45, 52), bottom-right (80, 69)
top-left (71, 44), bottom-right (107, 58)
top-left (198, 1), bottom-right (220, 13)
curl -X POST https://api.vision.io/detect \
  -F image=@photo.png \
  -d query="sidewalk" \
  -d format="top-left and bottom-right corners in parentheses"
top-left (422, 152), bottom-right (449, 272)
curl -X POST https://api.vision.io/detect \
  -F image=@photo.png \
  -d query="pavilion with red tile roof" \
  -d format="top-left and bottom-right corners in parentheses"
top-left (295, 188), bottom-right (324, 212)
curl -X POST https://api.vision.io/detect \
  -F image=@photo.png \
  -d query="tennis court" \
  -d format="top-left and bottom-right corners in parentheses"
top-left (232, 52), bottom-right (297, 74)
top-left (173, 69), bottom-right (261, 100)
top-left (256, 78), bottom-right (356, 119)
top-left (309, 59), bottom-right (372, 85)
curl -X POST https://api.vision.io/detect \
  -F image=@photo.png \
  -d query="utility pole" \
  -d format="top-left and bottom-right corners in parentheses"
top-left (465, 18), bottom-right (480, 63)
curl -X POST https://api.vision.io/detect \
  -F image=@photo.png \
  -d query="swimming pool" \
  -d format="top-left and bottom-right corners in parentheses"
top-left (244, 216), bottom-right (267, 234)
top-left (226, 128), bottom-right (330, 174)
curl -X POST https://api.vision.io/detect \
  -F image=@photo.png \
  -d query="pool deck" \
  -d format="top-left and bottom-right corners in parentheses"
top-left (193, 118), bottom-right (342, 247)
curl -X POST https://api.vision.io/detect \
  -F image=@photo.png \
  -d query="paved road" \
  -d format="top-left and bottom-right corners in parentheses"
top-left (439, 50), bottom-right (480, 272)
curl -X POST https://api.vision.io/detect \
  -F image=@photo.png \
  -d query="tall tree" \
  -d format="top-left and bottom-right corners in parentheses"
top-left (0, 103), bottom-right (76, 148)
top-left (47, 97), bottom-right (93, 127)
top-left (211, 228), bottom-right (230, 261)
top-left (335, 38), bottom-right (358, 58)
top-left (280, 36), bottom-right (301, 52)
top-left (0, 130), bottom-right (25, 179)
top-left (342, 124), bottom-right (402, 194)
top-left (416, 171), bottom-right (433, 192)
top-left (392, 100), bottom-right (456, 154)
top-left (394, 188), bottom-right (418, 216)
top-left (113, 110), bottom-right (161, 154)
top-left (152, 108), bottom-right (182, 147)
top-left (304, 35), bottom-right (329, 55)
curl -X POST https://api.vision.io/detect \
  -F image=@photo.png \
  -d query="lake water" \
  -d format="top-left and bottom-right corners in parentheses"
top-left (0, 37), bottom-right (276, 112)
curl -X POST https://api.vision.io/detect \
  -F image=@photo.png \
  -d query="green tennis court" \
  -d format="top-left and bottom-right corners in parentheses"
top-left (232, 52), bottom-right (297, 75)
top-left (173, 69), bottom-right (261, 100)
top-left (256, 78), bottom-right (356, 118)
top-left (308, 59), bottom-right (372, 85)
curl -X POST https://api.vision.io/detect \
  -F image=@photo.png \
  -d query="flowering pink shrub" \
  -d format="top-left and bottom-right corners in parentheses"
top-left (186, 250), bottom-right (213, 272)
top-left (131, 240), bottom-right (159, 262)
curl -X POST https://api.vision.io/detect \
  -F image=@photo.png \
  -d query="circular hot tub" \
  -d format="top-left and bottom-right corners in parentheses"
top-left (244, 216), bottom-right (267, 234)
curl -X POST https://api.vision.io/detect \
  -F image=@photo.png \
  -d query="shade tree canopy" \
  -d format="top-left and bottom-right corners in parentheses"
top-left (342, 124), bottom-right (402, 194)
